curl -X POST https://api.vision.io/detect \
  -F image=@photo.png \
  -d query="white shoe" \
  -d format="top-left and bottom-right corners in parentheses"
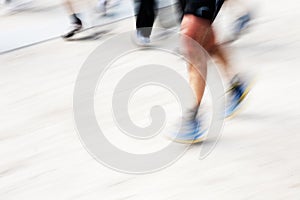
top-left (136, 30), bottom-right (150, 46)
top-left (96, 0), bottom-right (107, 15)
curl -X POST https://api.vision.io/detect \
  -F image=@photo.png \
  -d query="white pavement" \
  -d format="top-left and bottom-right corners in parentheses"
top-left (1, 0), bottom-right (300, 199)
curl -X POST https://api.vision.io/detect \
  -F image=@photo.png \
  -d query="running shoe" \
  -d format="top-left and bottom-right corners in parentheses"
top-left (234, 13), bottom-right (251, 37)
top-left (62, 23), bottom-right (82, 39)
top-left (96, 0), bottom-right (107, 15)
top-left (225, 75), bottom-right (252, 118)
top-left (136, 30), bottom-right (150, 46)
top-left (166, 107), bottom-right (207, 144)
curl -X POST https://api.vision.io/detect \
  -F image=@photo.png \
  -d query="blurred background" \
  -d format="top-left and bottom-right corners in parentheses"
top-left (0, 0), bottom-right (178, 53)
top-left (1, 0), bottom-right (300, 199)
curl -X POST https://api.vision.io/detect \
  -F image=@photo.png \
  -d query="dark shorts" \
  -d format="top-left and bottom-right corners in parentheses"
top-left (179, 0), bottom-right (225, 22)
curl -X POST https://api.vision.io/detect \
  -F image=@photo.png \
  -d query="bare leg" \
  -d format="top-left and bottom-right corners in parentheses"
top-left (63, 0), bottom-right (76, 15)
top-left (187, 64), bottom-right (207, 106)
top-left (210, 45), bottom-right (236, 80)
top-left (61, 0), bottom-right (82, 39)
top-left (181, 15), bottom-right (216, 106)
top-left (62, 0), bottom-right (82, 24)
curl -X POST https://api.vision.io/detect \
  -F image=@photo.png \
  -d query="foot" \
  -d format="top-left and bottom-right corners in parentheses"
top-left (136, 30), bottom-right (150, 46)
top-left (225, 75), bottom-right (252, 118)
top-left (234, 13), bottom-right (251, 37)
top-left (62, 23), bottom-right (82, 39)
top-left (166, 107), bottom-right (207, 144)
top-left (96, 0), bottom-right (107, 15)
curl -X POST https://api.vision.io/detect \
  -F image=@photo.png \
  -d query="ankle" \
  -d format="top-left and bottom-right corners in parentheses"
top-left (70, 13), bottom-right (82, 25)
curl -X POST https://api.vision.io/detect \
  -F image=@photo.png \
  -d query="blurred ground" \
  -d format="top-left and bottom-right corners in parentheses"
top-left (0, 0), bottom-right (300, 199)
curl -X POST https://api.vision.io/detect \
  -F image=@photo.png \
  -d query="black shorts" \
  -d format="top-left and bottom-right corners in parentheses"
top-left (179, 0), bottom-right (225, 22)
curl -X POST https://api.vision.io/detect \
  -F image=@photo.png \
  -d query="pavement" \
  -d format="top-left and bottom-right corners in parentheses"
top-left (0, 0), bottom-right (300, 199)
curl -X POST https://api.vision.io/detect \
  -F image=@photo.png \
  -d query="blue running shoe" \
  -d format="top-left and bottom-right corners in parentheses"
top-left (225, 75), bottom-right (252, 118)
top-left (166, 108), bottom-right (207, 144)
top-left (234, 13), bottom-right (251, 37)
